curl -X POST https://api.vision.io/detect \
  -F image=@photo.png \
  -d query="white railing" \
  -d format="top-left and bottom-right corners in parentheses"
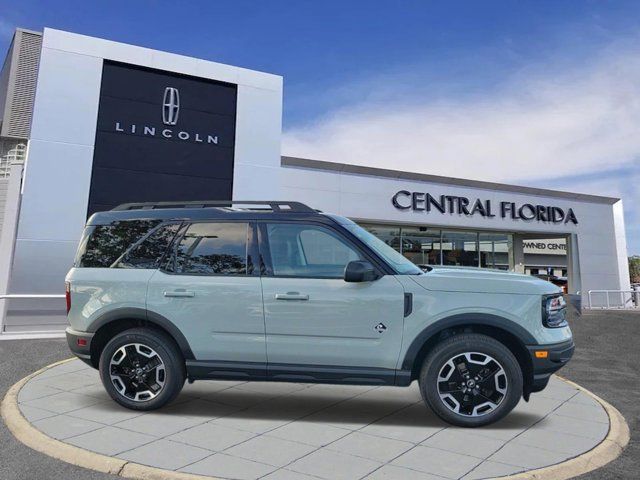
top-left (0, 293), bottom-right (67, 340)
top-left (0, 294), bottom-right (67, 335)
top-left (0, 294), bottom-right (66, 299)
top-left (0, 143), bottom-right (26, 178)
top-left (587, 290), bottom-right (640, 309)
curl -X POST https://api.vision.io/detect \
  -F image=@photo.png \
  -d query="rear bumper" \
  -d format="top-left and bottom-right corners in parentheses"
top-left (527, 339), bottom-right (575, 393)
top-left (65, 327), bottom-right (94, 367)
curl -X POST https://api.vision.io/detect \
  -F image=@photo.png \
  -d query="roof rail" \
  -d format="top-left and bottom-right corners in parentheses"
top-left (111, 200), bottom-right (316, 213)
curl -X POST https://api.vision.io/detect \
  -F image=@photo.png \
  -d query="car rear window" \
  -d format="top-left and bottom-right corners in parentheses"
top-left (165, 222), bottom-right (249, 275)
top-left (74, 220), bottom-right (165, 268)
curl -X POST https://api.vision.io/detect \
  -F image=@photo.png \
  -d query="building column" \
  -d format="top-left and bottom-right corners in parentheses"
top-left (566, 233), bottom-right (582, 295)
top-left (0, 163), bottom-right (24, 333)
top-left (512, 234), bottom-right (525, 274)
top-left (565, 233), bottom-right (584, 313)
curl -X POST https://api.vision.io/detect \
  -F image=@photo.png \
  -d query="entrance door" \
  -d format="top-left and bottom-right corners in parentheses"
top-left (259, 222), bottom-right (405, 381)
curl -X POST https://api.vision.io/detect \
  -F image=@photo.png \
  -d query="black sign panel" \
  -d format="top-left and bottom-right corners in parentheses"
top-left (88, 61), bottom-right (237, 215)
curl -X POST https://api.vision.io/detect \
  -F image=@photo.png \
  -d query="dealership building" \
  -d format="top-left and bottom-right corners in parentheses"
top-left (0, 28), bottom-right (631, 334)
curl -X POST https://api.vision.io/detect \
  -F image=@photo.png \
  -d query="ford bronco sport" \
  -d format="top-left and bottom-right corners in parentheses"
top-left (66, 201), bottom-right (574, 427)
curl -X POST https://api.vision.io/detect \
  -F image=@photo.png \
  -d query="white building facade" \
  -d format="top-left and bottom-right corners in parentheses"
top-left (0, 28), bottom-right (631, 333)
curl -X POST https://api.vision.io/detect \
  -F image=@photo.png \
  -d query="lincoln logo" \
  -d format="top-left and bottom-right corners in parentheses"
top-left (113, 86), bottom-right (220, 145)
top-left (162, 87), bottom-right (180, 125)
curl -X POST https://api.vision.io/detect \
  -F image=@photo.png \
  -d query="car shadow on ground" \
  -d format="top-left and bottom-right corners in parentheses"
top-left (135, 389), bottom-right (544, 429)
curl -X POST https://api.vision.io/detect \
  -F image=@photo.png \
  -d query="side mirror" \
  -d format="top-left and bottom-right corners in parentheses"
top-left (344, 260), bottom-right (378, 283)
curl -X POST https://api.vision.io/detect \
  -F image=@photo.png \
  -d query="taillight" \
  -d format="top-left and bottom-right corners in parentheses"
top-left (65, 281), bottom-right (71, 314)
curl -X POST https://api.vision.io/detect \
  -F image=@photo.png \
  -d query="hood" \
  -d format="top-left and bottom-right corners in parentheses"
top-left (410, 266), bottom-right (562, 295)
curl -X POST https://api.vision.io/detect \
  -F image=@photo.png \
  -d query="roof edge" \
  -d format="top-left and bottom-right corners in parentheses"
top-left (281, 156), bottom-right (620, 205)
top-left (15, 28), bottom-right (43, 37)
top-left (41, 27), bottom-right (282, 81)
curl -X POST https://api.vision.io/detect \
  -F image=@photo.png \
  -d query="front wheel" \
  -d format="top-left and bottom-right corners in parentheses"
top-left (419, 333), bottom-right (522, 427)
top-left (99, 328), bottom-right (186, 411)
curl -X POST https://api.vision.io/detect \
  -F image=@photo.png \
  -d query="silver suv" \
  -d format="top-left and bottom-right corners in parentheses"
top-left (65, 201), bottom-right (574, 427)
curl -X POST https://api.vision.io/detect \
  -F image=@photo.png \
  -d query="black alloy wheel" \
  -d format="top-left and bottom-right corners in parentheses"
top-left (99, 328), bottom-right (185, 411)
top-left (436, 351), bottom-right (507, 417)
top-left (419, 333), bottom-right (523, 427)
top-left (109, 343), bottom-right (166, 402)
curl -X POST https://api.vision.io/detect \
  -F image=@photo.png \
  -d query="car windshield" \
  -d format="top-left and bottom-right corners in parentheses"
top-left (344, 224), bottom-right (423, 275)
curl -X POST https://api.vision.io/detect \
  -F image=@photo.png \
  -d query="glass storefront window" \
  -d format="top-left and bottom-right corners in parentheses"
top-left (361, 225), bottom-right (401, 251)
top-left (441, 231), bottom-right (479, 267)
top-left (399, 227), bottom-right (441, 267)
top-left (360, 223), bottom-right (516, 271)
top-left (344, 224), bottom-right (422, 275)
top-left (479, 233), bottom-right (512, 270)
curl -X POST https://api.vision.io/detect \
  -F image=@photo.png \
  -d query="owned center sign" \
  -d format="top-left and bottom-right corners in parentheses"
top-left (392, 190), bottom-right (578, 225)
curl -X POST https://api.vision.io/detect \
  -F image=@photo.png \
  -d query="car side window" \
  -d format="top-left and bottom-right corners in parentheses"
top-left (116, 223), bottom-right (181, 269)
top-left (266, 223), bottom-right (362, 278)
top-left (167, 222), bottom-right (249, 275)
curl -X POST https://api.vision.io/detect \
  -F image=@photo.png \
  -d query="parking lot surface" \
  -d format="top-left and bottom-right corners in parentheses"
top-left (1, 310), bottom-right (637, 480)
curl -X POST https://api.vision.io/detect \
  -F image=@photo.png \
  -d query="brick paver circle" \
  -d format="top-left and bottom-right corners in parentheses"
top-left (15, 359), bottom-right (612, 480)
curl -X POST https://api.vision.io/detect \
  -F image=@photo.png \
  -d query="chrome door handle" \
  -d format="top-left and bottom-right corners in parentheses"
top-left (164, 290), bottom-right (195, 298)
top-left (275, 292), bottom-right (309, 301)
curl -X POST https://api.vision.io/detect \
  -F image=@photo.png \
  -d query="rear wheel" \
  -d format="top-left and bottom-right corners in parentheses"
top-left (419, 333), bottom-right (522, 427)
top-left (99, 328), bottom-right (185, 410)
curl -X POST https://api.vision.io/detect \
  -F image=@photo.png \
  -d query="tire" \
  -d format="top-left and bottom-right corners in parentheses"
top-left (98, 327), bottom-right (186, 411)
top-left (419, 333), bottom-right (522, 427)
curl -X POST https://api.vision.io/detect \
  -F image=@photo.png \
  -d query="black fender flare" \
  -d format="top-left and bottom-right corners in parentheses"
top-left (87, 307), bottom-right (195, 360)
top-left (400, 313), bottom-right (537, 372)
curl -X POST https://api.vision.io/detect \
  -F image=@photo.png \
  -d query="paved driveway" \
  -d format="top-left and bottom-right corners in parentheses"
top-left (1, 311), bottom-right (638, 479)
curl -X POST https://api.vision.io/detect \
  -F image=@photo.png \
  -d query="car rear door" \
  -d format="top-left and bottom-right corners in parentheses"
top-left (259, 221), bottom-right (406, 381)
top-left (146, 221), bottom-right (266, 371)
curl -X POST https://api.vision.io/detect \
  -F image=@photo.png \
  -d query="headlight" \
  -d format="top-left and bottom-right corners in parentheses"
top-left (542, 294), bottom-right (568, 328)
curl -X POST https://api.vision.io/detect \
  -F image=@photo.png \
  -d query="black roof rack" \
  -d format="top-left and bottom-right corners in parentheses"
top-left (111, 200), bottom-right (316, 213)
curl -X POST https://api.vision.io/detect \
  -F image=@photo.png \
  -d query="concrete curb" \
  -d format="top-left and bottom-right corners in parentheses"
top-left (1, 359), bottom-right (630, 480)
top-left (494, 375), bottom-right (631, 480)
top-left (1, 358), bottom-right (218, 480)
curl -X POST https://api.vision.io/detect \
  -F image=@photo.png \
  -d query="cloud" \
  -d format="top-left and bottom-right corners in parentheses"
top-left (533, 164), bottom-right (640, 255)
top-left (282, 45), bottom-right (640, 254)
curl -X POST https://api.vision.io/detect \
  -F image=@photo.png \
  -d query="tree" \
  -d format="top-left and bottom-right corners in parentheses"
top-left (630, 256), bottom-right (640, 284)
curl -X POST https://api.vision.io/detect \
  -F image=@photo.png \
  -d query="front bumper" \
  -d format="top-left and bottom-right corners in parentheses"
top-left (526, 338), bottom-right (575, 394)
top-left (65, 327), bottom-right (94, 366)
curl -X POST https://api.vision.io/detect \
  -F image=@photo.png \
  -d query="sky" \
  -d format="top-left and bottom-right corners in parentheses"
top-left (0, 0), bottom-right (638, 254)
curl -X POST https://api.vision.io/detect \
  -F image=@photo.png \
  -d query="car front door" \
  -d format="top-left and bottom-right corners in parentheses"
top-left (259, 221), bottom-right (406, 382)
top-left (146, 221), bottom-right (266, 373)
